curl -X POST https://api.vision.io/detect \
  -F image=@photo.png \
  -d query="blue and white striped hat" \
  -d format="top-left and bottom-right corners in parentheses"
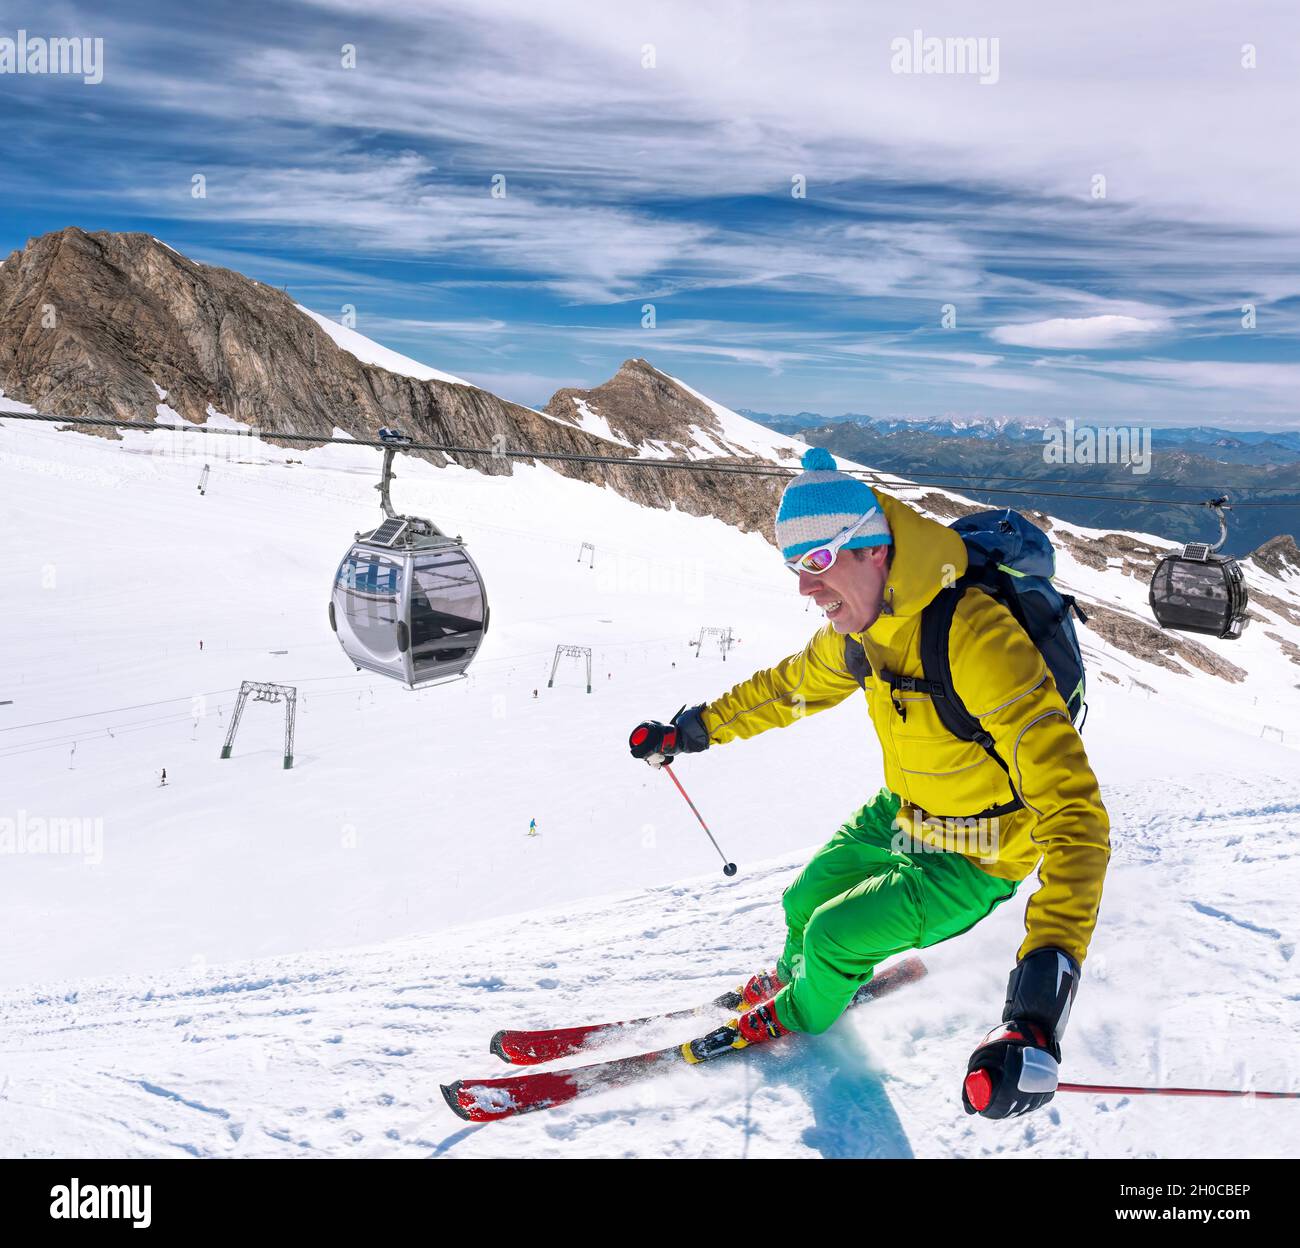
top-left (776, 447), bottom-right (891, 562)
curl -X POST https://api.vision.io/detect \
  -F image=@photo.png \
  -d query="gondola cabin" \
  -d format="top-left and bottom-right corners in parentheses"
top-left (1148, 498), bottom-right (1248, 640)
top-left (329, 432), bottom-right (489, 688)
top-left (1148, 547), bottom-right (1247, 640)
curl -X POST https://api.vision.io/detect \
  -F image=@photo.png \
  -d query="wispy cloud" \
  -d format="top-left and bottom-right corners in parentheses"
top-left (990, 315), bottom-right (1169, 349)
top-left (1, 0), bottom-right (1297, 425)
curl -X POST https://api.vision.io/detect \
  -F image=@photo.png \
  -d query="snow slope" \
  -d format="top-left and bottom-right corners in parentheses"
top-left (295, 305), bottom-right (472, 387)
top-left (2, 726), bottom-right (1297, 1160)
top-left (664, 370), bottom-right (815, 465)
top-left (1, 412), bottom-right (1298, 1158)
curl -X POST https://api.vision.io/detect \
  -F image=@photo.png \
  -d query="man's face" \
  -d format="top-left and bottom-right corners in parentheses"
top-left (798, 546), bottom-right (891, 634)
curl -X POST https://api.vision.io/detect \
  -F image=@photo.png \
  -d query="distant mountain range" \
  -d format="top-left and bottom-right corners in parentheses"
top-left (739, 412), bottom-right (1300, 554)
top-left (740, 410), bottom-right (1300, 461)
top-left (741, 410), bottom-right (1051, 440)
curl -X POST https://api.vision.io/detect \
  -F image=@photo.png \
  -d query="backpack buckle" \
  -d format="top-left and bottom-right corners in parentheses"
top-left (881, 669), bottom-right (909, 721)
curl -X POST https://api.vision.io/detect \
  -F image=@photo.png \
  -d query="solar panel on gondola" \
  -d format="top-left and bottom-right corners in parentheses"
top-left (368, 517), bottom-right (408, 547)
top-left (328, 430), bottom-right (489, 688)
top-left (1148, 497), bottom-right (1249, 641)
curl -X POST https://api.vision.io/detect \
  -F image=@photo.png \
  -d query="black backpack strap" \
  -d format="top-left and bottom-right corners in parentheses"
top-left (915, 580), bottom-right (1025, 820)
top-left (919, 584), bottom-right (984, 743)
top-left (844, 635), bottom-right (872, 689)
top-left (877, 668), bottom-right (947, 722)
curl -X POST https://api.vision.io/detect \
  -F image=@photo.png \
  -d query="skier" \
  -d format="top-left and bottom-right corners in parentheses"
top-left (629, 448), bottom-right (1110, 1120)
top-left (160, 768), bottom-right (167, 786)
top-left (528, 818), bottom-right (538, 837)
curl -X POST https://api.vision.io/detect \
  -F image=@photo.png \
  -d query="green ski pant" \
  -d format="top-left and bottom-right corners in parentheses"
top-left (772, 788), bottom-right (1018, 1035)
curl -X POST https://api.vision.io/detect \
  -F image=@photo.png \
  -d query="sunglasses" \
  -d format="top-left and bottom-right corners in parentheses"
top-left (784, 508), bottom-right (880, 575)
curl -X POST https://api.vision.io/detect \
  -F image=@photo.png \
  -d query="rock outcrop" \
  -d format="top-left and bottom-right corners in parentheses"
top-left (1248, 533), bottom-right (1300, 582)
top-left (0, 228), bottom-right (785, 541)
top-left (1074, 598), bottom-right (1248, 682)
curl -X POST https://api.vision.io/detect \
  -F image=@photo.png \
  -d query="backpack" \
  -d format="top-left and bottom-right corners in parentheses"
top-left (845, 509), bottom-right (1088, 818)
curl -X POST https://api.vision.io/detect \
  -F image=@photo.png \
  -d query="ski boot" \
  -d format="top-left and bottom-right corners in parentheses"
top-left (682, 1001), bottom-right (790, 1063)
top-left (713, 968), bottom-right (786, 1012)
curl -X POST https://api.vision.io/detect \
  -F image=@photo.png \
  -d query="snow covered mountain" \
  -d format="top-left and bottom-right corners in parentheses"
top-left (2, 401), bottom-right (1299, 1158)
top-left (743, 408), bottom-right (1300, 454)
top-left (546, 361), bottom-right (809, 465)
top-left (0, 228), bottom-right (814, 544)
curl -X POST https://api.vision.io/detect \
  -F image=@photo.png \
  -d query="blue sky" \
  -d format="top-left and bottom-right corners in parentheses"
top-left (2, 0), bottom-right (1298, 425)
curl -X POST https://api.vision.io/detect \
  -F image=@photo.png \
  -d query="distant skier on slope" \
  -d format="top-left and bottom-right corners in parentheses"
top-left (629, 448), bottom-right (1110, 1120)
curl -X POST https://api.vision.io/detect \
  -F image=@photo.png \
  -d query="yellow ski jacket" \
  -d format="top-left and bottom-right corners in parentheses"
top-left (700, 491), bottom-right (1110, 967)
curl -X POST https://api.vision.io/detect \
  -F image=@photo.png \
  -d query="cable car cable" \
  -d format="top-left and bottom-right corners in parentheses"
top-left (2, 412), bottom-right (1284, 655)
top-left (4, 410), bottom-right (1298, 508)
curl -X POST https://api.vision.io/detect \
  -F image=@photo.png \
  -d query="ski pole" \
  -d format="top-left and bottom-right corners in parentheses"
top-left (661, 762), bottom-right (737, 877)
top-left (1058, 1082), bottom-right (1300, 1100)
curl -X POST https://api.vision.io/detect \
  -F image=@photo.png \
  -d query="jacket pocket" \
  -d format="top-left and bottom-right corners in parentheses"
top-left (884, 697), bottom-right (1011, 817)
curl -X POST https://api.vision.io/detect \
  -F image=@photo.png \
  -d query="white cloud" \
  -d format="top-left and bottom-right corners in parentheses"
top-left (280, 0), bottom-right (1300, 234)
top-left (989, 315), bottom-right (1168, 349)
top-left (111, 153), bottom-right (710, 302)
top-left (86, 0), bottom-right (1300, 301)
top-left (1085, 358), bottom-right (1300, 396)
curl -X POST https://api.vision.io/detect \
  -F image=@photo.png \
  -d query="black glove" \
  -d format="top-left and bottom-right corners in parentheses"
top-left (962, 947), bottom-right (1080, 1119)
top-left (629, 705), bottom-right (709, 767)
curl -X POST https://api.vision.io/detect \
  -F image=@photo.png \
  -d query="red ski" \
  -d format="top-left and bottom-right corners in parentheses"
top-left (490, 991), bottom-right (745, 1066)
top-left (443, 956), bottom-right (927, 1122)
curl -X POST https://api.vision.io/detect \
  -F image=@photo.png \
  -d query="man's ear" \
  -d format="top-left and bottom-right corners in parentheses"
top-left (851, 546), bottom-right (889, 567)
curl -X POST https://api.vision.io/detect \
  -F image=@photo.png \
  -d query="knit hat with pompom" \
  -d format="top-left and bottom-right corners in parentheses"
top-left (775, 447), bottom-right (892, 563)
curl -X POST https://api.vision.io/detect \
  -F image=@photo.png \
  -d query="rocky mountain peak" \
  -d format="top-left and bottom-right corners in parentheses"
top-left (1249, 533), bottom-right (1300, 581)
top-left (546, 356), bottom-right (718, 450)
top-left (0, 226), bottom-right (360, 433)
top-left (0, 227), bottom-right (785, 540)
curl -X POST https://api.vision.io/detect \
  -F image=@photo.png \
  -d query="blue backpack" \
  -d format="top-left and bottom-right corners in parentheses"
top-left (847, 509), bottom-right (1088, 818)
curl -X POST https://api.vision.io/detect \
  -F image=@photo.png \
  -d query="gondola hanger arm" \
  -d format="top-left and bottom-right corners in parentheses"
top-left (1204, 495), bottom-right (1230, 553)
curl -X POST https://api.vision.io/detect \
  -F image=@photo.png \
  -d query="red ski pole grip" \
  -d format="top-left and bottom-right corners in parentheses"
top-left (630, 726), bottom-right (649, 747)
top-left (964, 1069), bottom-right (993, 1112)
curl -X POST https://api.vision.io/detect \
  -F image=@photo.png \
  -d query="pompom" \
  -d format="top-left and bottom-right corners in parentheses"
top-left (801, 446), bottom-right (837, 472)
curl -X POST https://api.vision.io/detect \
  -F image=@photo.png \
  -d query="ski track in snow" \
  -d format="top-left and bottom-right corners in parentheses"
top-left (1, 417), bottom-right (1299, 1157)
top-left (2, 766), bottom-right (1298, 1159)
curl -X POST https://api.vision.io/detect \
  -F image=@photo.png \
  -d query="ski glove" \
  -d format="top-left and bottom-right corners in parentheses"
top-left (629, 705), bottom-right (710, 767)
top-left (962, 947), bottom-right (1080, 1119)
